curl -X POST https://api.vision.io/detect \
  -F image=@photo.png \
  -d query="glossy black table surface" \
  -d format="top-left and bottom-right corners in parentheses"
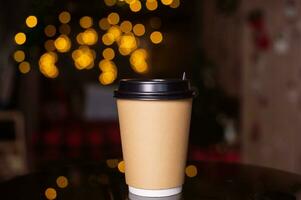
top-left (0, 161), bottom-right (301, 200)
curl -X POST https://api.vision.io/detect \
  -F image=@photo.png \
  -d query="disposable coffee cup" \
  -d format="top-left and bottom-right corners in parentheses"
top-left (114, 79), bottom-right (194, 197)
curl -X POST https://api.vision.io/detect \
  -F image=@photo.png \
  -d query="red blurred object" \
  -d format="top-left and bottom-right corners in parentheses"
top-left (43, 129), bottom-right (62, 146)
top-left (87, 129), bottom-right (104, 146)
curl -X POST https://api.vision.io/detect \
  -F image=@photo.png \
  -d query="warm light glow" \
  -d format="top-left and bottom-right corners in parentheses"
top-left (133, 24), bottom-right (145, 36)
top-left (146, 0), bottom-right (158, 11)
top-left (45, 188), bottom-right (57, 200)
top-left (80, 16), bottom-right (93, 29)
top-left (56, 176), bottom-right (69, 188)
top-left (102, 33), bottom-right (115, 46)
top-left (125, 0), bottom-right (136, 4)
top-left (117, 160), bottom-right (125, 173)
top-left (25, 15), bottom-right (38, 28)
top-left (161, 0), bottom-right (173, 5)
top-left (108, 12), bottom-right (120, 25)
top-left (119, 34), bottom-right (137, 55)
top-left (120, 21), bottom-right (132, 33)
top-left (72, 46), bottom-right (94, 70)
top-left (76, 33), bottom-right (84, 45)
top-left (59, 24), bottom-right (71, 35)
top-left (170, 0), bottom-right (180, 8)
top-left (39, 52), bottom-right (59, 78)
top-left (82, 28), bottom-right (98, 45)
top-left (99, 18), bottom-right (110, 30)
top-left (44, 40), bottom-right (56, 51)
top-left (98, 59), bottom-right (117, 73)
top-left (130, 0), bottom-right (142, 12)
top-left (13, 50), bottom-right (25, 62)
top-left (130, 49), bottom-right (149, 73)
top-left (99, 71), bottom-right (116, 85)
top-left (59, 11), bottom-right (71, 24)
top-left (150, 31), bottom-right (163, 44)
top-left (104, 0), bottom-right (117, 7)
top-left (102, 48), bottom-right (115, 60)
top-left (106, 159), bottom-right (119, 168)
top-left (150, 17), bottom-right (161, 29)
top-left (185, 165), bottom-right (198, 178)
top-left (18, 61), bottom-right (30, 74)
top-left (108, 26), bottom-right (121, 41)
top-left (44, 25), bottom-right (56, 37)
top-left (14, 32), bottom-right (26, 45)
top-left (54, 35), bottom-right (71, 52)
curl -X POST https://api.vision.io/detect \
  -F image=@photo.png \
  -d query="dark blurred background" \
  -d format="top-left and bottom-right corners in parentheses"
top-left (1, 0), bottom-right (301, 180)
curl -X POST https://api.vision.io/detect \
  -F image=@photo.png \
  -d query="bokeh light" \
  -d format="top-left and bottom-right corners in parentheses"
top-left (117, 160), bottom-right (125, 173)
top-left (59, 11), bottom-right (71, 24)
top-left (108, 12), bottom-right (120, 25)
top-left (54, 34), bottom-right (71, 52)
top-left (130, 48), bottom-right (149, 73)
top-left (119, 34), bottom-right (137, 55)
top-left (99, 18), bottom-right (110, 30)
top-left (133, 24), bottom-right (145, 36)
top-left (150, 31), bottom-right (163, 44)
top-left (76, 33), bottom-right (84, 45)
top-left (102, 33), bottom-right (115, 46)
top-left (59, 24), bottom-right (71, 35)
top-left (161, 0), bottom-right (173, 5)
top-left (80, 16), bottom-right (93, 29)
top-left (120, 21), bottom-right (132, 33)
top-left (146, 0), bottom-right (158, 11)
top-left (14, 32), bottom-right (26, 45)
top-left (39, 52), bottom-right (59, 78)
top-left (25, 15), bottom-right (38, 28)
top-left (45, 187), bottom-right (57, 200)
top-left (18, 61), bottom-right (30, 74)
top-left (185, 165), bottom-right (198, 178)
top-left (130, 0), bottom-right (142, 12)
top-left (44, 25), bottom-right (56, 37)
top-left (72, 46), bottom-right (94, 70)
top-left (170, 0), bottom-right (180, 8)
top-left (99, 59), bottom-right (117, 73)
top-left (13, 50), bottom-right (25, 62)
top-left (104, 0), bottom-right (117, 7)
top-left (102, 48), bottom-right (115, 60)
top-left (108, 26), bottom-right (121, 41)
top-left (82, 28), bottom-right (98, 45)
top-left (125, 0), bottom-right (136, 4)
top-left (56, 176), bottom-right (69, 188)
top-left (99, 71), bottom-right (116, 85)
top-left (44, 40), bottom-right (56, 51)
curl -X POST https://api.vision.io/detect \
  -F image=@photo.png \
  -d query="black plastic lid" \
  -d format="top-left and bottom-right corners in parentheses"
top-left (114, 79), bottom-right (194, 100)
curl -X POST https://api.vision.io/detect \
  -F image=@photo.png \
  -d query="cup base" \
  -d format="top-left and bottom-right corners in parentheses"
top-left (128, 186), bottom-right (182, 197)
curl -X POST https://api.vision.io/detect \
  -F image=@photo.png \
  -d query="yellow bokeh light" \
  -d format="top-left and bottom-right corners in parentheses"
top-left (104, 0), bottom-right (117, 7)
top-left (170, 0), bottom-right (180, 8)
top-left (102, 33), bottom-right (115, 46)
top-left (130, 0), bottom-right (142, 12)
top-left (99, 59), bottom-right (117, 73)
top-left (44, 25), bottom-right (56, 37)
top-left (120, 21), bottom-right (132, 33)
top-left (130, 48), bottom-right (149, 73)
top-left (25, 15), bottom-right (38, 28)
top-left (117, 160), bottom-right (125, 173)
top-left (13, 50), bottom-right (25, 62)
top-left (118, 34), bottom-right (137, 55)
top-left (125, 0), bottom-right (136, 4)
top-left (99, 18), bottom-right (110, 30)
top-left (133, 24), bottom-right (145, 36)
top-left (76, 33), bottom-right (84, 45)
top-left (80, 16), bottom-right (93, 29)
top-left (44, 40), bottom-right (56, 51)
top-left (99, 71), bottom-right (117, 85)
top-left (106, 159), bottom-right (119, 168)
top-left (108, 26), bottom-right (121, 41)
top-left (14, 32), bottom-right (26, 45)
top-left (54, 35), bottom-right (71, 52)
top-left (18, 61), bottom-right (30, 74)
top-left (39, 52), bottom-right (58, 78)
top-left (108, 12), bottom-right (120, 25)
top-left (146, 0), bottom-right (158, 11)
top-left (56, 176), bottom-right (68, 188)
top-left (150, 31), bottom-right (163, 44)
top-left (82, 28), bottom-right (98, 45)
top-left (185, 165), bottom-right (198, 178)
top-left (59, 24), bottom-right (71, 35)
top-left (45, 188), bottom-right (57, 200)
top-left (59, 11), bottom-right (71, 24)
top-left (132, 61), bottom-right (148, 73)
top-left (150, 17), bottom-right (161, 29)
top-left (102, 48), bottom-right (115, 60)
top-left (72, 46), bottom-right (94, 70)
top-left (161, 0), bottom-right (173, 5)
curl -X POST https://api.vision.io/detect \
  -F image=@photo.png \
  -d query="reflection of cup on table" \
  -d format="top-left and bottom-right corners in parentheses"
top-left (114, 79), bottom-right (194, 197)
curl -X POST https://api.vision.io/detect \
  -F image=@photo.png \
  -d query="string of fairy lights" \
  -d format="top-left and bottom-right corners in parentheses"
top-left (12, 0), bottom-right (181, 85)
